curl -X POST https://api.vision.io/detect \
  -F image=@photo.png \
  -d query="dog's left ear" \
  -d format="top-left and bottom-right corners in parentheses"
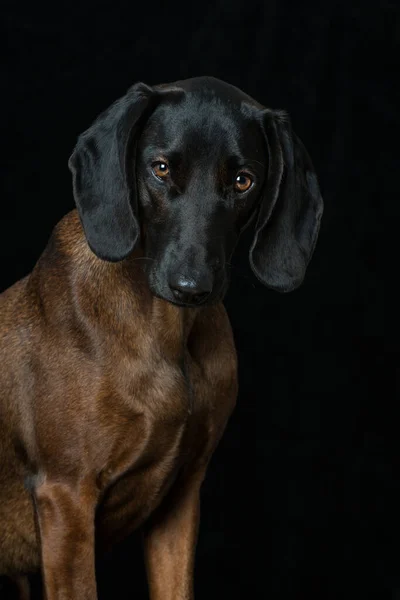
top-left (249, 110), bottom-right (324, 292)
top-left (68, 83), bottom-right (158, 262)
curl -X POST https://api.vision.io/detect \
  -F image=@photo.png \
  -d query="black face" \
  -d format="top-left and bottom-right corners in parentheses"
top-left (136, 93), bottom-right (268, 307)
top-left (69, 77), bottom-right (323, 301)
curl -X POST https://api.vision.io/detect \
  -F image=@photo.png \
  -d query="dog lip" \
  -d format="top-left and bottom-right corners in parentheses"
top-left (147, 273), bottom-right (228, 308)
top-left (150, 287), bottom-right (224, 308)
top-left (152, 290), bottom-right (210, 308)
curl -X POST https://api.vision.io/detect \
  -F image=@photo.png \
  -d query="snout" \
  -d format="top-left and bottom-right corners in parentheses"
top-left (168, 272), bottom-right (213, 306)
top-left (142, 225), bottom-right (230, 307)
top-left (145, 259), bottom-right (227, 308)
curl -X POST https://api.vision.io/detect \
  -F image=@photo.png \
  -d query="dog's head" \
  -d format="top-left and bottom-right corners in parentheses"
top-left (69, 77), bottom-right (323, 307)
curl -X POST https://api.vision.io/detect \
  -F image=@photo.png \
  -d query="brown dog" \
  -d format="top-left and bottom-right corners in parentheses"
top-left (0, 77), bottom-right (323, 599)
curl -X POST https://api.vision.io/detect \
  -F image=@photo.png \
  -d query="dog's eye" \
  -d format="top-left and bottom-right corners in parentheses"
top-left (234, 172), bottom-right (253, 193)
top-left (152, 161), bottom-right (170, 180)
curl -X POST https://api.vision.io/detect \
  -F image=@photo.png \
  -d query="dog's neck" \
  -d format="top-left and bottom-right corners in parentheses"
top-left (32, 210), bottom-right (199, 362)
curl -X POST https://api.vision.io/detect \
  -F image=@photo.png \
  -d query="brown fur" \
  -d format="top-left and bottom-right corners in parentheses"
top-left (0, 75), bottom-right (324, 599)
top-left (0, 211), bottom-right (237, 599)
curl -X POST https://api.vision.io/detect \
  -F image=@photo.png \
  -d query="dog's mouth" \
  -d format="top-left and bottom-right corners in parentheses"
top-left (151, 288), bottom-right (222, 309)
top-left (149, 277), bottom-right (229, 309)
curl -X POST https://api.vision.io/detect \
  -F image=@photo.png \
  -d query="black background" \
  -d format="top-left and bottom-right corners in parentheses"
top-left (0, 1), bottom-right (393, 598)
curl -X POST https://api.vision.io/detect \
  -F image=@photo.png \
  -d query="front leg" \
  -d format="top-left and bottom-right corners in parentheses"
top-left (143, 468), bottom-right (206, 600)
top-left (33, 478), bottom-right (97, 600)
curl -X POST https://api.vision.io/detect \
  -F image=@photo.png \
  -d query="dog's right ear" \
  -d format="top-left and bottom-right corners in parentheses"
top-left (68, 83), bottom-right (158, 262)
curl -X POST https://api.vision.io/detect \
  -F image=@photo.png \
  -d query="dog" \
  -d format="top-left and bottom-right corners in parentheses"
top-left (0, 76), bottom-right (323, 599)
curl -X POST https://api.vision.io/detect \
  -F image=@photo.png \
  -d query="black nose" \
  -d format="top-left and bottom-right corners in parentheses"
top-left (169, 274), bottom-right (212, 305)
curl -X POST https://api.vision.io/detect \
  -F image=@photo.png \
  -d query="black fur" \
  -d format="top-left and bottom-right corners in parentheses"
top-left (69, 76), bottom-right (323, 302)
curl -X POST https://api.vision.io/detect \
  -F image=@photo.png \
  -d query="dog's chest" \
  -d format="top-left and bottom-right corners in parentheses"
top-left (94, 352), bottom-right (216, 546)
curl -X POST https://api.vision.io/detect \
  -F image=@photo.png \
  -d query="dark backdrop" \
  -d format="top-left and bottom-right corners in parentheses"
top-left (1, 1), bottom-right (393, 598)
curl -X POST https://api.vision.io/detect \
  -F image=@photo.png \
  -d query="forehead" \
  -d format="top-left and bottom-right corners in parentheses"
top-left (139, 90), bottom-right (265, 160)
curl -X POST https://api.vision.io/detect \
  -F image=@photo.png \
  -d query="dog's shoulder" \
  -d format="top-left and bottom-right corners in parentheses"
top-left (50, 209), bottom-right (89, 263)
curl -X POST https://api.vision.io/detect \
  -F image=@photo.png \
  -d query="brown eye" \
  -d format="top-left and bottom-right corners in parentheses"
top-left (234, 172), bottom-right (253, 193)
top-left (152, 161), bottom-right (170, 180)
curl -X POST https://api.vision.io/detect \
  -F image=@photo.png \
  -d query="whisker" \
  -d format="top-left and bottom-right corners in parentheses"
top-left (131, 256), bottom-right (155, 262)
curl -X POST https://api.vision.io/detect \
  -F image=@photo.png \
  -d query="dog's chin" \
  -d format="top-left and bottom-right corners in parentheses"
top-left (149, 282), bottom-right (228, 309)
top-left (150, 290), bottom-right (217, 308)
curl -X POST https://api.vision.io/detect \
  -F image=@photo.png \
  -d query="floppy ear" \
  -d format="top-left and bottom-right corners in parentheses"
top-left (249, 110), bottom-right (324, 292)
top-left (68, 82), bottom-right (157, 262)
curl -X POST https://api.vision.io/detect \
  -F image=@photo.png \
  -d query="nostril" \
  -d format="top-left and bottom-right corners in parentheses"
top-left (191, 290), bottom-right (210, 303)
top-left (170, 287), bottom-right (187, 302)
